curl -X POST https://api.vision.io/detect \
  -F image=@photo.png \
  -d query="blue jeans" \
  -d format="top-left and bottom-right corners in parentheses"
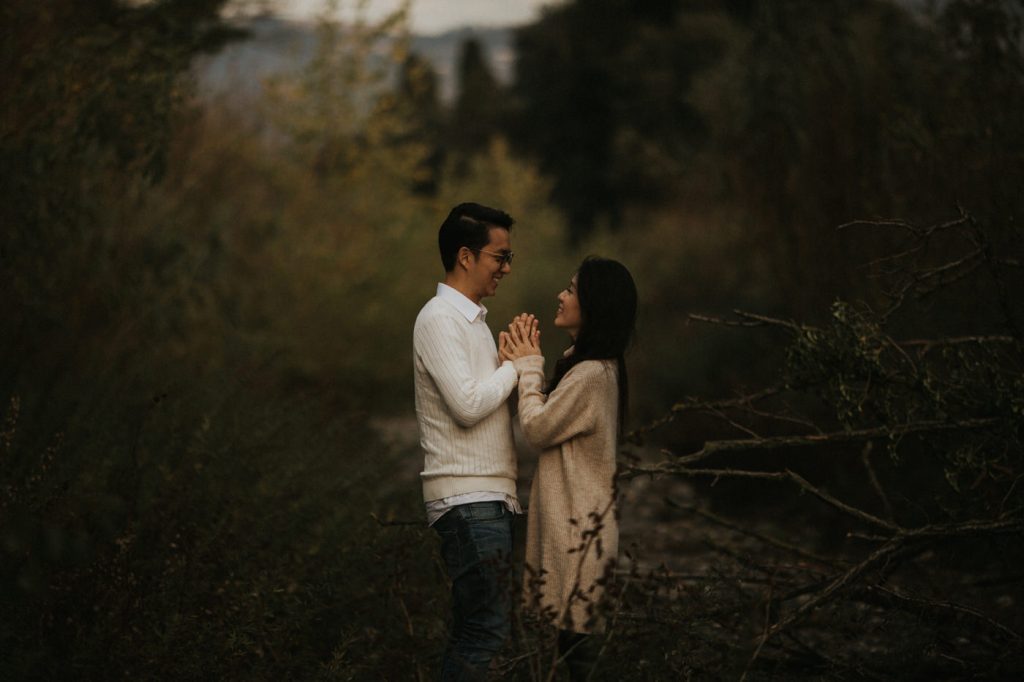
top-left (433, 501), bottom-right (514, 681)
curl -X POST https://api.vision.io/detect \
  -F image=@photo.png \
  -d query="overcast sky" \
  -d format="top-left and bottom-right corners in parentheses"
top-left (273, 0), bottom-right (561, 35)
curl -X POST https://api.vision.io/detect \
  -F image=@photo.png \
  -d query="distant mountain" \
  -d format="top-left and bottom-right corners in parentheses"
top-left (194, 14), bottom-right (514, 104)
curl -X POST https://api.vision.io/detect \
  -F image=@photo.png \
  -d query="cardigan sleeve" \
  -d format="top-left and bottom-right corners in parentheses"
top-left (416, 313), bottom-right (518, 427)
top-left (513, 355), bottom-right (613, 451)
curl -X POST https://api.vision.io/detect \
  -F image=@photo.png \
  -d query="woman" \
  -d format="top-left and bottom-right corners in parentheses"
top-left (499, 256), bottom-right (637, 679)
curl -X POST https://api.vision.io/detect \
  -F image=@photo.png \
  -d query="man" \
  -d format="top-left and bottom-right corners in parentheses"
top-left (413, 202), bottom-right (520, 680)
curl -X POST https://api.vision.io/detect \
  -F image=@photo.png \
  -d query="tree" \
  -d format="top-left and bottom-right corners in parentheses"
top-left (448, 37), bottom-right (505, 169)
top-left (395, 52), bottom-right (445, 193)
top-left (508, 0), bottom-right (719, 239)
top-left (611, 211), bottom-right (1024, 679)
top-left (700, 0), bottom-right (1024, 317)
top-left (1, 0), bottom-right (239, 341)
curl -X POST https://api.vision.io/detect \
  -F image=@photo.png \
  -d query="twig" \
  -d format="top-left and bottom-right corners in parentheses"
top-left (766, 535), bottom-right (908, 640)
top-left (969, 212), bottom-right (1023, 340)
top-left (760, 517), bottom-right (1024, 646)
top-left (688, 313), bottom-right (763, 328)
top-left (732, 310), bottom-right (805, 330)
top-left (370, 512), bottom-right (423, 527)
top-left (624, 417), bottom-right (1000, 470)
top-left (621, 464), bottom-right (901, 534)
top-left (860, 442), bottom-right (894, 523)
top-left (836, 216), bottom-right (967, 235)
top-left (625, 385), bottom-right (785, 442)
top-left (785, 469), bottom-right (900, 532)
top-left (781, 631), bottom-right (890, 681)
top-left (740, 567), bottom-right (778, 681)
top-left (664, 498), bottom-right (838, 567)
top-left (898, 335), bottom-right (1018, 348)
top-left (611, 568), bottom-right (789, 586)
top-left (862, 584), bottom-right (1023, 642)
top-left (707, 406), bottom-right (762, 439)
top-left (745, 399), bottom-right (823, 435)
top-left (596, 571), bottom-right (633, 661)
top-left (836, 217), bottom-right (920, 232)
top-left (901, 517), bottom-right (1024, 539)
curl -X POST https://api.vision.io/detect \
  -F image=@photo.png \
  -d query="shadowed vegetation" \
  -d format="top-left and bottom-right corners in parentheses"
top-left (3, 0), bottom-right (1023, 678)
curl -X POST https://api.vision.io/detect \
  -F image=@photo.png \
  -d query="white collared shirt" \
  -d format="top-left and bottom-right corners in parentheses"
top-left (413, 283), bottom-right (521, 523)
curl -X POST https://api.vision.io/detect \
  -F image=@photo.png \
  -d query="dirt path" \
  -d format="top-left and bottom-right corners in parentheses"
top-left (370, 413), bottom-right (714, 574)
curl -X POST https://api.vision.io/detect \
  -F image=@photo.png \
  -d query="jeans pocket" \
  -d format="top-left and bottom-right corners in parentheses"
top-left (462, 501), bottom-right (506, 522)
top-left (433, 510), bottom-right (459, 563)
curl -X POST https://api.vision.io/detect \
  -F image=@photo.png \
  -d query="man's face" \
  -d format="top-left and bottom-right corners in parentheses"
top-left (465, 227), bottom-right (512, 302)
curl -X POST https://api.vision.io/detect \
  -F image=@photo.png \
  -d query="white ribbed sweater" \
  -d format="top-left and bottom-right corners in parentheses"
top-left (413, 286), bottom-right (518, 502)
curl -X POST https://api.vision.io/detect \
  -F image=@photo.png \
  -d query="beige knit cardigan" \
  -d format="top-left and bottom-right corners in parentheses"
top-left (513, 354), bottom-right (619, 633)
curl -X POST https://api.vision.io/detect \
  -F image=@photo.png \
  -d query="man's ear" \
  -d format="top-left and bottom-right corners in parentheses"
top-left (457, 246), bottom-right (474, 270)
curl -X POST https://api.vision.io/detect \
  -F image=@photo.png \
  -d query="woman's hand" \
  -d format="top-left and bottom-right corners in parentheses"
top-left (500, 313), bottom-right (541, 361)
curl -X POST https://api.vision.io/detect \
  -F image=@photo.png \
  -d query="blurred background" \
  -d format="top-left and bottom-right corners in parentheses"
top-left (3, 0), bottom-right (1022, 678)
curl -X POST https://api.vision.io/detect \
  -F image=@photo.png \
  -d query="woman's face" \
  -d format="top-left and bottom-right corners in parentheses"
top-left (554, 274), bottom-right (582, 338)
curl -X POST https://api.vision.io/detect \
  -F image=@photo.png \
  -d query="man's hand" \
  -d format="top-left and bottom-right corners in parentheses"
top-left (500, 313), bottom-right (541, 361)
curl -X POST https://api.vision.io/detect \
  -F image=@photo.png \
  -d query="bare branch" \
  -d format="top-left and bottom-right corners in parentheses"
top-left (740, 567), bottom-right (778, 682)
top-left (901, 517), bottom-right (1024, 539)
top-left (898, 335), bottom-right (1019, 356)
top-left (640, 417), bottom-right (1000, 468)
top-left (836, 216), bottom-right (968, 235)
top-left (746, 398), bottom-right (824, 435)
top-left (625, 385), bottom-right (785, 442)
top-left (688, 313), bottom-right (763, 328)
top-left (619, 465), bottom-right (900, 532)
top-left (757, 516), bottom-right (1024, 647)
top-left (766, 535), bottom-right (908, 640)
top-left (370, 512), bottom-right (422, 527)
top-left (732, 310), bottom-right (804, 331)
top-left (664, 498), bottom-right (839, 567)
top-left (706, 407), bottom-right (762, 439)
top-left (862, 584), bottom-right (1023, 642)
top-left (860, 442), bottom-right (895, 523)
top-left (785, 469), bottom-right (898, 531)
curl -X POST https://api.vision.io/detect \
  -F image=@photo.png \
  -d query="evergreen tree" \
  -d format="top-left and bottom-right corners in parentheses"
top-left (509, 0), bottom-right (716, 239)
top-left (449, 37), bottom-right (504, 167)
top-left (396, 53), bottom-right (445, 194)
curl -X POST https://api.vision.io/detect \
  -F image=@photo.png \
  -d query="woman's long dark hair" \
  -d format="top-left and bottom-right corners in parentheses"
top-left (545, 256), bottom-right (638, 433)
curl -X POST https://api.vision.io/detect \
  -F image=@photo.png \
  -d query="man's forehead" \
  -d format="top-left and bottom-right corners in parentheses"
top-left (486, 226), bottom-right (511, 249)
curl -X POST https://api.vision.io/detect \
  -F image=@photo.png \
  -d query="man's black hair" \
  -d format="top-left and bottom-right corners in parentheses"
top-left (438, 202), bottom-right (515, 272)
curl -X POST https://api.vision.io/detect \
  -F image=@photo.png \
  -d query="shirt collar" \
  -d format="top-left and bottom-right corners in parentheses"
top-left (437, 283), bottom-right (487, 322)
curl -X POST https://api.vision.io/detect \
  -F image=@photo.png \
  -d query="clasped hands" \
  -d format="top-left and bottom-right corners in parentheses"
top-left (499, 313), bottom-right (542, 362)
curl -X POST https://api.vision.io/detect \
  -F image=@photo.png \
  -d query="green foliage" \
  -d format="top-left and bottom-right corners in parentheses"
top-left (508, 0), bottom-right (1024, 321)
top-left (510, 0), bottom-right (716, 237)
top-left (448, 38), bottom-right (505, 165)
top-left (785, 301), bottom-right (892, 426)
top-left (0, 2), bottom-right (446, 677)
top-left (784, 298), bottom-right (1024, 514)
top-left (0, 382), bottom-right (449, 679)
top-left (5, 0), bottom-right (1024, 678)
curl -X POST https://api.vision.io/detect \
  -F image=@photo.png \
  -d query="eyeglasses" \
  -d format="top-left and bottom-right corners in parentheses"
top-left (474, 248), bottom-right (514, 267)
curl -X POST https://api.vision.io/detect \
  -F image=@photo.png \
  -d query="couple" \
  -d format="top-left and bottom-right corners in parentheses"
top-left (413, 202), bottom-right (637, 680)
